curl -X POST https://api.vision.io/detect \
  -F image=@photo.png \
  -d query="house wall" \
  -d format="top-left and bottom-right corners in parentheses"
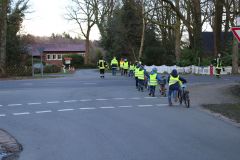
top-left (43, 52), bottom-right (85, 66)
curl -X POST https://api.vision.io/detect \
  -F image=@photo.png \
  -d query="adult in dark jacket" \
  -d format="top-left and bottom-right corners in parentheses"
top-left (167, 69), bottom-right (187, 106)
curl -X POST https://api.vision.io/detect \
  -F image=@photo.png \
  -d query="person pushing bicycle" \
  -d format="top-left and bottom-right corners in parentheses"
top-left (167, 69), bottom-right (187, 106)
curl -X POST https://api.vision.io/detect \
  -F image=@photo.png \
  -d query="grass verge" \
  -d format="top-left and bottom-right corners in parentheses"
top-left (202, 103), bottom-right (240, 123)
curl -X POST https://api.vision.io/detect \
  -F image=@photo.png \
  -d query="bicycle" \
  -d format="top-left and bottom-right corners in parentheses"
top-left (179, 83), bottom-right (190, 108)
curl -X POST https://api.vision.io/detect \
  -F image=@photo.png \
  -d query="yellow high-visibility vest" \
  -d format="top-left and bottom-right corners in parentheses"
top-left (98, 60), bottom-right (105, 69)
top-left (138, 70), bottom-right (144, 80)
top-left (169, 75), bottom-right (180, 86)
top-left (123, 61), bottom-right (129, 69)
top-left (149, 73), bottom-right (157, 86)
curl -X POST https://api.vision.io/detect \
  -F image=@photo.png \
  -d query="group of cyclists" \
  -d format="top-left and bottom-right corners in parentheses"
top-left (98, 56), bottom-right (187, 106)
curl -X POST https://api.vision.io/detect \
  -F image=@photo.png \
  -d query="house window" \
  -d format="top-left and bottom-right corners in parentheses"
top-left (57, 54), bottom-right (62, 60)
top-left (47, 54), bottom-right (52, 60)
top-left (53, 54), bottom-right (56, 60)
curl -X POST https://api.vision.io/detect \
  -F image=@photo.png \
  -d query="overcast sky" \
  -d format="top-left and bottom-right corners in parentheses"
top-left (22, 0), bottom-right (100, 40)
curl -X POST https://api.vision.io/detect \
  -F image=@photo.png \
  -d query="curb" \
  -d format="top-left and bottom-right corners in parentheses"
top-left (0, 129), bottom-right (22, 160)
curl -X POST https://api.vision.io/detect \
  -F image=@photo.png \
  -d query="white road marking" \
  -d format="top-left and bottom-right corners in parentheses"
top-left (83, 83), bottom-right (97, 85)
top-left (13, 112), bottom-right (30, 116)
top-left (144, 97), bottom-right (157, 99)
top-left (129, 97), bottom-right (141, 100)
top-left (96, 99), bottom-right (108, 101)
top-left (113, 98), bottom-right (126, 100)
top-left (36, 110), bottom-right (52, 114)
top-left (47, 101), bottom-right (60, 104)
top-left (118, 105), bottom-right (133, 108)
top-left (0, 114), bottom-right (6, 117)
top-left (100, 106), bottom-right (115, 109)
top-left (8, 104), bottom-right (22, 107)
top-left (79, 107), bottom-right (96, 110)
top-left (58, 109), bottom-right (75, 112)
top-left (64, 100), bottom-right (78, 103)
top-left (0, 105), bottom-right (3, 107)
top-left (138, 105), bottom-right (153, 107)
top-left (79, 99), bottom-right (92, 102)
top-left (28, 102), bottom-right (42, 105)
top-left (156, 104), bottom-right (168, 107)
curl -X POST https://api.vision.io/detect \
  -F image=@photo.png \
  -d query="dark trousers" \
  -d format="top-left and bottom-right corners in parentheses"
top-left (149, 86), bottom-right (156, 96)
top-left (138, 79), bottom-right (144, 91)
top-left (135, 77), bottom-right (138, 88)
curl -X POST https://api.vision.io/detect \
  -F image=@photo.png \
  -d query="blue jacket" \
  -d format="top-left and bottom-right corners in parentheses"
top-left (167, 70), bottom-right (187, 90)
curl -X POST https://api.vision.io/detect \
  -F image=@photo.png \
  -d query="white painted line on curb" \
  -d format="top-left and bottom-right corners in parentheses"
top-left (36, 110), bottom-right (52, 114)
top-left (118, 105), bottom-right (133, 108)
top-left (8, 104), bottom-right (23, 107)
top-left (113, 98), bottom-right (126, 100)
top-left (0, 114), bottom-right (6, 117)
top-left (64, 100), bottom-right (78, 103)
top-left (28, 103), bottom-right (42, 105)
top-left (79, 99), bottom-right (92, 102)
top-left (138, 105), bottom-right (153, 107)
top-left (100, 106), bottom-right (115, 109)
top-left (58, 109), bottom-right (75, 112)
top-left (47, 101), bottom-right (60, 104)
top-left (13, 112), bottom-right (30, 116)
top-left (96, 99), bottom-right (108, 101)
top-left (79, 107), bottom-right (96, 110)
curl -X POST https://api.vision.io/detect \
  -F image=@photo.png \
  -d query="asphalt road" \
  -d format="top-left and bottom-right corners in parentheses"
top-left (0, 70), bottom-right (240, 160)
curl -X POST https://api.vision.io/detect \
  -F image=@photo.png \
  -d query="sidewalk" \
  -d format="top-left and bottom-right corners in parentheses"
top-left (0, 129), bottom-right (22, 159)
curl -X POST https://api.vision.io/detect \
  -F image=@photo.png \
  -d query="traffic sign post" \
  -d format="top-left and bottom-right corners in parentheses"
top-left (231, 27), bottom-right (240, 42)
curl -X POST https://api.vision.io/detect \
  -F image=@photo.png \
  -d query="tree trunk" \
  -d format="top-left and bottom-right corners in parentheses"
top-left (0, 0), bottom-right (8, 76)
top-left (232, 38), bottom-right (239, 74)
top-left (213, 0), bottom-right (223, 56)
top-left (191, 0), bottom-right (202, 55)
top-left (175, 0), bottom-right (181, 63)
top-left (138, 0), bottom-right (145, 60)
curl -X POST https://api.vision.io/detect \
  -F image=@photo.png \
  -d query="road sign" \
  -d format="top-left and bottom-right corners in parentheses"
top-left (231, 27), bottom-right (240, 42)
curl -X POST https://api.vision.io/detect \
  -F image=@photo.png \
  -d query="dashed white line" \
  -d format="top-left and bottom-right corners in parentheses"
top-left (0, 114), bottom-right (6, 117)
top-left (138, 105), bottom-right (153, 107)
top-left (96, 99), bottom-right (108, 101)
top-left (58, 109), bottom-right (75, 112)
top-left (79, 99), bottom-right (92, 102)
top-left (47, 101), bottom-right (60, 104)
top-left (129, 97), bottom-right (141, 100)
top-left (144, 97), bottom-right (157, 99)
top-left (28, 102), bottom-right (42, 105)
top-left (36, 110), bottom-right (52, 114)
top-left (13, 112), bottom-right (30, 116)
top-left (64, 100), bottom-right (78, 103)
top-left (79, 107), bottom-right (96, 110)
top-left (8, 104), bottom-right (23, 107)
top-left (113, 98), bottom-right (126, 100)
top-left (156, 104), bottom-right (168, 107)
top-left (118, 105), bottom-right (133, 108)
top-left (83, 83), bottom-right (97, 85)
top-left (0, 105), bottom-right (3, 107)
top-left (100, 106), bottom-right (115, 109)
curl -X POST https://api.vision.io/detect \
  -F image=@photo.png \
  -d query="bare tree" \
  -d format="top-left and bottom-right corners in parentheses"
top-left (66, 0), bottom-right (96, 64)
top-left (0, 0), bottom-right (9, 76)
top-left (138, 0), bottom-right (145, 60)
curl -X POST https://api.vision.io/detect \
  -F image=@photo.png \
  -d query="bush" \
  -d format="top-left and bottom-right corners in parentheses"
top-left (63, 54), bottom-right (84, 68)
top-left (44, 65), bottom-right (61, 73)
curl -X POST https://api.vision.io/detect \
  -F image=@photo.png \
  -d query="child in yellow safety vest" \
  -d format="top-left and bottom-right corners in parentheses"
top-left (128, 62), bottom-right (135, 77)
top-left (167, 69), bottom-right (187, 106)
top-left (146, 68), bottom-right (161, 97)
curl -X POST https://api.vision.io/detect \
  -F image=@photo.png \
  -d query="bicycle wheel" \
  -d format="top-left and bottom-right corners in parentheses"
top-left (185, 93), bottom-right (190, 108)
